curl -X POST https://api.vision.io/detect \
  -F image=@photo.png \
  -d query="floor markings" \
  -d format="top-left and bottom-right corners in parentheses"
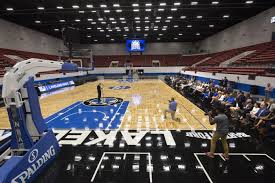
top-left (194, 152), bottom-right (275, 183)
top-left (91, 152), bottom-right (152, 183)
top-left (46, 102), bottom-right (82, 124)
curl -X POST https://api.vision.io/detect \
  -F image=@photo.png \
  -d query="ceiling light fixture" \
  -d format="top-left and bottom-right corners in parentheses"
top-left (86, 4), bottom-right (93, 8)
top-left (246, 1), bottom-right (254, 4)
top-left (212, 1), bottom-right (219, 5)
top-left (37, 6), bottom-right (45, 10)
top-left (72, 5), bottom-right (79, 9)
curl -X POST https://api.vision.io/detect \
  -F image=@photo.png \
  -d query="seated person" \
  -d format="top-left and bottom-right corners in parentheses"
top-left (230, 99), bottom-right (252, 119)
top-left (269, 100), bottom-right (275, 111)
top-left (222, 93), bottom-right (236, 108)
top-left (218, 91), bottom-right (226, 102)
top-left (257, 108), bottom-right (275, 139)
top-left (255, 108), bottom-right (275, 128)
top-left (242, 102), bottom-right (269, 125)
top-left (238, 99), bottom-right (256, 119)
top-left (236, 91), bottom-right (246, 109)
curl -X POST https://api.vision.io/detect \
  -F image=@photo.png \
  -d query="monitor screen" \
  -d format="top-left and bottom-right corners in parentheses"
top-left (126, 39), bottom-right (145, 52)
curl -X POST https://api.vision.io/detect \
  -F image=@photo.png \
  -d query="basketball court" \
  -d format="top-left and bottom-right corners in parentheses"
top-left (1, 79), bottom-right (212, 131)
top-left (0, 1), bottom-right (275, 182)
top-left (1, 78), bottom-right (275, 183)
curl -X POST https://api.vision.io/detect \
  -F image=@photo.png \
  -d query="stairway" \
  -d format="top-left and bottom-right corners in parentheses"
top-left (220, 50), bottom-right (255, 67)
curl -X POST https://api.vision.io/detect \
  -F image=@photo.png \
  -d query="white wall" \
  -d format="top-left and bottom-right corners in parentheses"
top-left (0, 18), bottom-right (65, 55)
top-left (79, 42), bottom-right (194, 55)
top-left (91, 67), bottom-right (183, 74)
top-left (196, 6), bottom-right (275, 53)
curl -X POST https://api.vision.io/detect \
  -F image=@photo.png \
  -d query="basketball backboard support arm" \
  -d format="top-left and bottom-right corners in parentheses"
top-left (0, 59), bottom-right (79, 183)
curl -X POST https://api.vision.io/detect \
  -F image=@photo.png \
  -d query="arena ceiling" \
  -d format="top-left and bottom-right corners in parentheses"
top-left (0, 0), bottom-right (275, 44)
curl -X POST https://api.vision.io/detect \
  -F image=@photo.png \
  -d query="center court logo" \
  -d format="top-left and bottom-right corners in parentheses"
top-left (83, 97), bottom-right (123, 106)
top-left (109, 86), bottom-right (131, 90)
top-left (28, 149), bottom-right (39, 163)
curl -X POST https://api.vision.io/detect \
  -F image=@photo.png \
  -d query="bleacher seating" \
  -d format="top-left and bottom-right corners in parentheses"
top-left (1, 40), bottom-right (275, 77)
top-left (233, 41), bottom-right (275, 66)
top-left (178, 54), bottom-right (210, 66)
top-left (184, 67), bottom-right (269, 76)
top-left (0, 48), bottom-right (61, 77)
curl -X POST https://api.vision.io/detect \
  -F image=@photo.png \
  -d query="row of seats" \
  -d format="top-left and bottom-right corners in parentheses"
top-left (185, 67), bottom-right (269, 76)
top-left (94, 54), bottom-right (214, 67)
top-left (233, 41), bottom-right (275, 65)
top-left (0, 48), bottom-right (95, 76)
top-left (93, 55), bottom-right (183, 67)
top-left (94, 41), bottom-right (275, 67)
top-left (0, 48), bottom-right (59, 61)
top-left (197, 41), bottom-right (275, 66)
top-left (1, 40), bottom-right (275, 76)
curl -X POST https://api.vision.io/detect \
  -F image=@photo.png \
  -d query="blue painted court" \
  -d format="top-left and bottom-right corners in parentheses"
top-left (45, 99), bottom-right (129, 129)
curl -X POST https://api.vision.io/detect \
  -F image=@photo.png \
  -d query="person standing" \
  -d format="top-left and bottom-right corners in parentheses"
top-left (206, 106), bottom-right (230, 160)
top-left (97, 83), bottom-right (103, 103)
top-left (265, 83), bottom-right (273, 101)
top-left (164, 98), bottom-right (178, 121)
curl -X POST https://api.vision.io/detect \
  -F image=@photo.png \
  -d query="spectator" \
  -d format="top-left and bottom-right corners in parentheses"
top-left (255, 108), bottom-right (275, 128)
top-left (248, 102), bottom-right (260, 116)
top-left (223, 93), bottom-right (236, 107)
top-left (230, 98), bottom-right (253, 119)
top-left (236, 91), bottom-right (246, 109)
top-left (265, 83), bottom-right (273, 101)
top-left (218, 91), bottom-right (226, 102)
top-left (269, 100), bottom-right (275, 111)
top-left (256, 108), bottom-right (275, 140)
top-left (221, 77), bottom-right (228, 88)
top-left (243, 102), bottom-right (269, 126)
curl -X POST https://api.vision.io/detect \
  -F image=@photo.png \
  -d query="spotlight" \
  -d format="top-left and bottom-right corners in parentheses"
top-left (184, 142), bottom-right (191, 148)
top-left (88, 155), bottom-right (96, 161)
top-left (201, 143), bottom-right (208, 148)
top-left (115, 156), bottom-right (122, 160)
top-left (112, 164), bottom-right (120, 170)
top-left (103, 156), bottom-right (109, 160)
top-left (229, 142), bottom-right (236, 148)
top-left (74, 155), bottom-right (82, 162)
top-left (146, 142), bottom-right (152, 147)
top-left (178, 164), bottom-right (186, 171)
top-left (160, 155), bottom-right (168, 161)
top-left (132, 164), bottom-right (140, 172)
top-left (146, 164), bottom-right (154, 172)
top-left (134, 155), bottom-right (140, 161)
top-left (163, 165), bottom-right (171, 172)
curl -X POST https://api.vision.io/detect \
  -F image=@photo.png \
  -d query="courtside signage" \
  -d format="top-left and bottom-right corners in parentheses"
top-left (38, 81), bottom-right (75, 93)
